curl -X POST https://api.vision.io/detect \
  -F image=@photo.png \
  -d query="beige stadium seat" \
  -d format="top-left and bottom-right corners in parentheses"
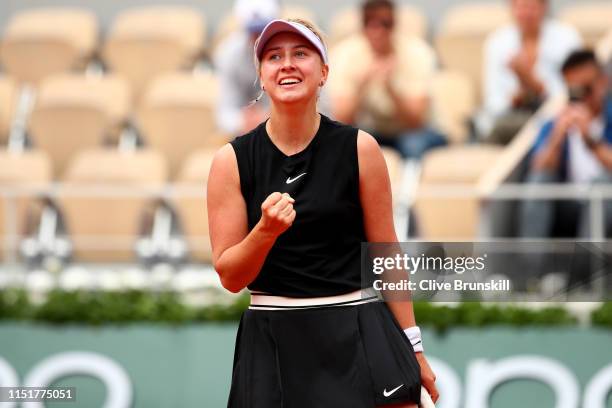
top-left (137, 72), bottom-right (227, 179)
top-left (431, 70), bottom-right (476, 144)
top-left (413, 145), bottom-right (503, 239)
top-left (328, 5), bottom-right (427, 46)
top-left (210, 5), bottom-right (316, 56)
top-left (0, 8), bottom-right (97, 84)
top-left (58, 148), bottom-right (167, 262)
top-left (103, 6), bottom-right (206, 99)
top-left (596, 28), bottom-right (612, 64)
top-left (0, 76), bottom-right (18, 145)
top-left (435, 3), bottom-right (511, 102)
top-left (28, 74), bottom-right (131, 178)
top-left (0, 150), bottom-right (52, 259)
top-left (558, 2), bottom-right (612, 48)
top-left (173, 148), bottom-right (216, 263)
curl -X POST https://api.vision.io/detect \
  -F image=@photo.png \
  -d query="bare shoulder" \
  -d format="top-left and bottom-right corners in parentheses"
top-left (356, 129), bottom-right (380, 153)
top-left (356, 129), bottom-right (386, 175)
top-left (212, 143), bottom-right (237, 166)
top-left (209, 143), bottom-right (239, 184)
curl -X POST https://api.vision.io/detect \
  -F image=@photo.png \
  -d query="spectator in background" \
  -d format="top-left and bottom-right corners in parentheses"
top-left (483, 0), bottom-right (581, 144)
top-left (214, 0), bottom-right (279, 136)
top-left (597, 30), bottom-right (612, 94)
top-left (327, 0), bottom-right (445, 160)
top-left (519, 50), bottom-right (612, 238)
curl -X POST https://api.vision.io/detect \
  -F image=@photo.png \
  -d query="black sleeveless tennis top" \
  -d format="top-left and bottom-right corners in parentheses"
top-left (230, 114), bottom-right (367, 297)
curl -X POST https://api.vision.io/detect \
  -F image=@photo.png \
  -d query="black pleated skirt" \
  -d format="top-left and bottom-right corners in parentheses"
top-left (227, 300), bottom-right (422, 407)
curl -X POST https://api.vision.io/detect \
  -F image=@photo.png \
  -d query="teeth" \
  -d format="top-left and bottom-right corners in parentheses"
top-left (280, 79), bottom-right (300, 85)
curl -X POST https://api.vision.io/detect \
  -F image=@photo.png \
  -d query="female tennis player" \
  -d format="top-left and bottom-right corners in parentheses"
top-left (207, 18), bottom-right (438, 407)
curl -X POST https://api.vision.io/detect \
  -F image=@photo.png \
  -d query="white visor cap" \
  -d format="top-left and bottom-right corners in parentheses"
top-left (255, 19), bottom-right (328, 65)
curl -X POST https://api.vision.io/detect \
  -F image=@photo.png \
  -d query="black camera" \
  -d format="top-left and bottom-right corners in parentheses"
top-left (568, 85), bottom-right (592, 103)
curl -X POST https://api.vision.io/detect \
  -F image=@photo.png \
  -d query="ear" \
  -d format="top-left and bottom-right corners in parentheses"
top-left (319, 63), bottom-right (329, 87)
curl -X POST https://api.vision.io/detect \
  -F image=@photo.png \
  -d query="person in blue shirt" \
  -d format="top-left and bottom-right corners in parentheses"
top-left (519, 49), bottom-right (612, 238)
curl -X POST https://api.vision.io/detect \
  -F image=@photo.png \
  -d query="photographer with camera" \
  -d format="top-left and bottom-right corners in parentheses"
top-left (519, 49), bottom-right (612, 238)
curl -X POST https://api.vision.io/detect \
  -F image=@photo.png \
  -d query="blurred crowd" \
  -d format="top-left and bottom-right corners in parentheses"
top-left (218, 0), bottom-right (612, 239)
top-left (1, 0), bottom-right (612, 267)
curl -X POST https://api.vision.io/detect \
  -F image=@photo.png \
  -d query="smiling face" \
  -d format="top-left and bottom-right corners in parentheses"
top-left (259, 31), bottom-right (328, 106)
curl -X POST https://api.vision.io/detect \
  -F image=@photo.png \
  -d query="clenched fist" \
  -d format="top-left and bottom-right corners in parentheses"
top-left (259, 192), bottom-right (296, 236)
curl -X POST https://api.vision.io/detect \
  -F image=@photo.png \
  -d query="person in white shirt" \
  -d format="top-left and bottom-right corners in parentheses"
top-left (213, 0), bottom-right (279, 136)
top-left (482, 0), bottom-right (581, 144)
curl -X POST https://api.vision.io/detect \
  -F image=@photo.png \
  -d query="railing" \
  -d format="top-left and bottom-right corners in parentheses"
top-left (2, 180), bottom-right (611, 266)
top-left (415, 182), bottom-right (612, 240)
top-left (0, 183), bottom-right (207, 263)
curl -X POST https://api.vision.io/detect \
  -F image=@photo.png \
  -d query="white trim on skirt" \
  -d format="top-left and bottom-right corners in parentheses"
top-left (249, 289), bottom-right (379, 310)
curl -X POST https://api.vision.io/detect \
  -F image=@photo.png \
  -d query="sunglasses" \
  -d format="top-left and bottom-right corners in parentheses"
top-left (364, 18), bottom-right (394, 30)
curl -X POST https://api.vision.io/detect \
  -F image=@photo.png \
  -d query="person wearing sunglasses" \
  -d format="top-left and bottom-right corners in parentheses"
top-left (519, 49), bottom-right (612, 239)
top-left (327, 0), bottom-right (446, 160)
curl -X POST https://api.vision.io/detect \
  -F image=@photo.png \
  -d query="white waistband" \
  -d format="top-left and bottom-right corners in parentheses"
top-left (249, 289), bottom-right (379, 310)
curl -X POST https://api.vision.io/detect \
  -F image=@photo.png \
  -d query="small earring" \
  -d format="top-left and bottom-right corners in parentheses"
top-left (261, 85), bottom-right (265, 92)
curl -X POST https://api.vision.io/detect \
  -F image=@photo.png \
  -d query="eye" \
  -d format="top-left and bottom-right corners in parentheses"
top-left (295, 50), bottom-right (307, 57)
top-left (268, 53), bottom-right (281, 61)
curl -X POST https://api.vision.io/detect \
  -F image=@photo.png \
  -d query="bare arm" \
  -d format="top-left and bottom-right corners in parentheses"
top-left (592, 143), bottom-right (612, 170)
top-left (382, 55), bottom-right (428, 129)
top-left (357, 130), bottom-right (439, 402)
top-left (531, 125), bottom-right (567, 172)
top-left (356, 130), bottom-right (415, 328)
top-left (531, 109), bottom-right (574, 172)
top-left (386, 87), bottom-right (429, 130)
top-left (207, 144), bottom-right (295, 292)
top-left (333, 72), bottom-right (370, 125)
top-left (333, 94), bottom-right (362, 125)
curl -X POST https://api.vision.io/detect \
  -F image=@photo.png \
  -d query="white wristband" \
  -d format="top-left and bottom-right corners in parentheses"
top-left (403, 326), bottom-right (424, 352)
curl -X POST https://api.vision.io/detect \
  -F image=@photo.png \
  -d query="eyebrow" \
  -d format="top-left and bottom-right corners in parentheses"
top-left (263, 44), bottom-right (313, 54)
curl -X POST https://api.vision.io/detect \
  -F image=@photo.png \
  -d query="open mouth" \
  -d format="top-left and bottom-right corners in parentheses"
top-left (278, 77), bottom-right (302, 87)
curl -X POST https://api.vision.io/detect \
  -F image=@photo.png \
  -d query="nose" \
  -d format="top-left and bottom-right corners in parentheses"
top-left (280, 55), bottom-right (296, 71)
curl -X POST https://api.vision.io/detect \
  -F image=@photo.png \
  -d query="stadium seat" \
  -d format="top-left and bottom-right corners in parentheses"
top-left (430, 70), bottom-right (476, 144)
top-left (0, 149), bottom-right (52, 260)
top-left (210, 5), bottom-right (317, 57)
top-left (173, 148), bottom-right (216, 263)
top-left (28, 74), bottom-right (131, 178)
top-left (137, 72), bottom-right (226, 179)
top-left (413, 145), bottom-right (503, 239)
top-left (328, 5), bottom-right (427, 46)
top-left (0, 8), bottom-right (97, 84)
top-left (435, 3), bottom-right (511, 102)
top-left (596, 28), bottom-right (612, 64)
top-left (0, 77), bottom-right (18, 146)
top-left (558, 2), bottom-right (612, 48)
top-left (102, 6), bottom-right (206, 99)
top-left (58, 148), bottom-right (167, 262)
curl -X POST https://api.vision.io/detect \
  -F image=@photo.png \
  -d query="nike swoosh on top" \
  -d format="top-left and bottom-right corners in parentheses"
top-left (286, 172), bottom-right (307, 184)
top-left (383, 384), bottom-right (404, 397)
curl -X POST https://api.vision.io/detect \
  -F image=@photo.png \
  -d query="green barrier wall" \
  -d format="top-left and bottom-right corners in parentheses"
top-left (0, 323), bottom-right (610, 408)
